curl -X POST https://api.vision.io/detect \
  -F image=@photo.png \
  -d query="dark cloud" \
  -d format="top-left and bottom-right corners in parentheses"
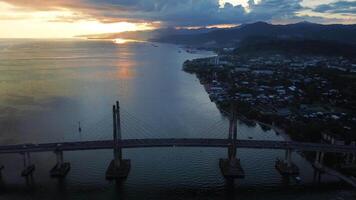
top-left (83, 0), bottom-right (247, 26)
top-left (313, 1), bottom-right (356, 14)
top-left (248, 0), bottom-right (303, 21)
top-left (81, 0), bottom-right (305, 26)
top-left (3, 0), bottom-right (351, 27)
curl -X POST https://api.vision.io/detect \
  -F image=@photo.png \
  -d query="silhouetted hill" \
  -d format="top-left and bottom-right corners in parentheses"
top-left (234, 37), bottom-right (356, 57)
top-left (153, 21), bottom-right (356, 46)
top-left (78, 27), bottom-right (221, 40)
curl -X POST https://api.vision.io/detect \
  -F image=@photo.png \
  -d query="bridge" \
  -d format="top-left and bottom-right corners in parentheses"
top-left (1, 138), bottom-right (356, 154)
top-left (0, 101), bottom-right (355, 187)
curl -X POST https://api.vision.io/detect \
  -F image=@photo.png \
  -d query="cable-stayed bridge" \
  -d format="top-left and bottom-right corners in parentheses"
top-left (1, 138), bottom-right (356, 154)
top-left (0, 101), bottom-right (355, 187)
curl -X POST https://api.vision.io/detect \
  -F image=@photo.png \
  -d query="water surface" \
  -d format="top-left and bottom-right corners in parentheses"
top-left (0, 39), bottom-right (352, 199)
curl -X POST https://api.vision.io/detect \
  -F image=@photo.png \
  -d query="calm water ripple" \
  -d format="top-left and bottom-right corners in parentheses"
top-left (0, 39), bottom-right (353, 199)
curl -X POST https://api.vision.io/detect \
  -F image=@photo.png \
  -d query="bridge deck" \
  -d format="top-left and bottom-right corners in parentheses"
top-left (0, 139), bottom-right (355, 154)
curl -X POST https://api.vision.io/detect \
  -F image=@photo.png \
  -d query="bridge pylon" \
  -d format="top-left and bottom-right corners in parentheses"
top-left (219, 104), bottom-right (245, 179)
top-left (106, 101), bottom-right (130, 180)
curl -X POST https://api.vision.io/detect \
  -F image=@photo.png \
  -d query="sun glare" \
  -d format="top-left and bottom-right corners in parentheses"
top-left (113, 38), bottom-right (142, 44)
top-left (0, 2), bottom-right (155, 38)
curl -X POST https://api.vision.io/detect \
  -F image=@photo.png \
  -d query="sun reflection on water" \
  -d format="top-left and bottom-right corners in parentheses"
top-left (112, 38), bottom-right (141, 44)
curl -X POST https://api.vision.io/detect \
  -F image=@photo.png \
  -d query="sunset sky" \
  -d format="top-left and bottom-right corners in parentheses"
top-left (0, 0), bottom-right (355, 38)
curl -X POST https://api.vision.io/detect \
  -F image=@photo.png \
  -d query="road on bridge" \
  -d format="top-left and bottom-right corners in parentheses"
top-left (0, 138), bottom-right (355, 154)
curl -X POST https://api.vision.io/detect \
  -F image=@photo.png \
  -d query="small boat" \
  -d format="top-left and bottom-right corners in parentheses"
top-left (294, 176), bottom-right (301, 183)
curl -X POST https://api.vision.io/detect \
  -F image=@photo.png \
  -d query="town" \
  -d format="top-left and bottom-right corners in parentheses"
top-left (183, 52), bottom-right (356, 174)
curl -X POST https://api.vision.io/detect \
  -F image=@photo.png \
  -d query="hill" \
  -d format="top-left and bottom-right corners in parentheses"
top-left (78, 27), bottom-right (221, 40)
top-left (234, 37), bottom-right (356, 57)
top-left (153, 21), bottom-right (356, 46)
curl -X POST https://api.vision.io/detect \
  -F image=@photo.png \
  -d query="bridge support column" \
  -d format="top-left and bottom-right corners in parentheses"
top-left (314, 152), bottom-right (324, 165)
top-left (21, 152), bottom-right (35, 177)
top-left (286, 149), bottom-right (291, 166)
top-left (275, 149), bottom-right (299, 176)
top-left (219, 104), bottom-right (244, 179)
top-left (313, 151), bottom-right (326, 183)
top-left (313, 151), bottom-right (325, 177)
top-left (0, 165), bottom-right (4, 179)
top-left (320, 152), bottom-right (324, 164)
top-left (346, 153), bottom-right (354, 164)
top-left (106, 101), bottom-right (130, 180)
top-left (50, 151), bottom-right (70, 178)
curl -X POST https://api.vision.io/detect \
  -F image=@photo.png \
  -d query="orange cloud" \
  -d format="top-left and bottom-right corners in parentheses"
top-left (0, 1), bottom-right (155, 38)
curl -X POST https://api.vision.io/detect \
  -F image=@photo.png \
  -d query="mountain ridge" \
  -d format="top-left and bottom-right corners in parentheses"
top-left (153, 21), bottom-right (356, 46)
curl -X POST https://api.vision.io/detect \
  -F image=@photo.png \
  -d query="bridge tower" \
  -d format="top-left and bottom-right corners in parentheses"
top-left (106, 101), bottom-right (131, 180)
top-left (219, 104), bottom-right (245, 179)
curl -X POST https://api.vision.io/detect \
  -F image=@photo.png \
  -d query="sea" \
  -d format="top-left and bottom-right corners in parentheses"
top-left (0, 39), bottom-right (353, 199)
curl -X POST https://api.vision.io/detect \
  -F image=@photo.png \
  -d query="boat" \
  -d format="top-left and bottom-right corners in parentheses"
top-left (294, 176), bottom-right (301, 183)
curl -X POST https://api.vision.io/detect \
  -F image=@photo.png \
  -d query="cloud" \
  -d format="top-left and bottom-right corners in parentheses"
top-left (248, 0), bottom-right (304, 21)
top-left (1, 0), bottom-right (353, 27)
top-left (313, 1), bottom-right (356, 14)
top-left (81, 0), bottom-right (248, 26)
top-left (79, 0), bottom-right (305, 26)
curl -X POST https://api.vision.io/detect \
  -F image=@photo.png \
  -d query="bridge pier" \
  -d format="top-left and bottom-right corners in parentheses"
top-left (219, 151), bottom-right (245, 179)
top-left (106, 101), bottom-right (130, 180)
top-left (312, 151), bottom-right (325, 182)
top-left (0, 165), bottom-right (4, 179)
top-left (219, 105), bottom-right (244, 179)
top-left (21, 152), bottom-right (35, 177)
top-left (275, 149), bottom-right (299, 176)
top-left (313, 151), bottom-right (325, 173)
top-left (50, 150), bottom-right (70, 178)
top-left (314, 151), bottom-right (325, 166)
